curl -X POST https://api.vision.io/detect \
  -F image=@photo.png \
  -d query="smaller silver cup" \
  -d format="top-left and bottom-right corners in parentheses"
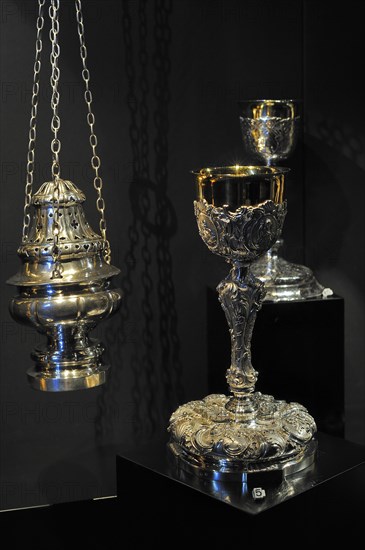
top-left (238, 99), bottom-right (327, 301)
top-left (238, 99), bottom-right (300, 165)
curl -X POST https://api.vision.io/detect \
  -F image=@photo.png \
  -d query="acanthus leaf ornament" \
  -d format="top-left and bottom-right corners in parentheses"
top-left (194, 199), bottom-right (287, 264)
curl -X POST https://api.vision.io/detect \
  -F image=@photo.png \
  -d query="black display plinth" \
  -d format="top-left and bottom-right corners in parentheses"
top-left (114, 430), bottom-right (365, 541)
top-left (207, 289), bottom-right (345, 436)
top-left (2, 432), bottom-right (365, 545)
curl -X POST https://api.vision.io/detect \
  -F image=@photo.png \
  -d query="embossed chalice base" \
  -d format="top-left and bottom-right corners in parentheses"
top-left (169, 394), bottom-right (317, 479)
top-left (168, 166), bottom-right (317, 477)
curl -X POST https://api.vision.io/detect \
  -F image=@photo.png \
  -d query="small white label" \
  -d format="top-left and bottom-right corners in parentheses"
top-left (252, 487), bottom-right (266, 500)
top-left (322, 288), bottom-right (334, 299)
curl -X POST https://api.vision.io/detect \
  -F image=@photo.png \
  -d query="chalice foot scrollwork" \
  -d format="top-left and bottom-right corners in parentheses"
top-left (168, 166), bottom-right (317, 478)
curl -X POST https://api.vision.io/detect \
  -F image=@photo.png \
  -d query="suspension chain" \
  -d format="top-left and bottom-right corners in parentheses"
top-left (75, 0), bottom-right (111, 264)
top-left (22, 0), bottom-right (45, 243)
top-left (49, 0), bottom-right (63, 279)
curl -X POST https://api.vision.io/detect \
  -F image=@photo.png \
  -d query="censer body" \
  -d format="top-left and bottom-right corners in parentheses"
top-left (7, 179), bottom-right (122, 391)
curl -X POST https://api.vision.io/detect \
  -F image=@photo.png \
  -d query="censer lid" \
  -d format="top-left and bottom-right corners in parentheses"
top-left (7, 179), bottom-right (120, 287)
top-left (32, 179), bottom-right (86, 205)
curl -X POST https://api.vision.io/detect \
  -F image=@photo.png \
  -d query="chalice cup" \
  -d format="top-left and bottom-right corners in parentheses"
top-left (238, 98), bottom-right (300, 166)
top-left (238, 99), bottom-right (325, 301)
top-left (168, 166), bottom-right (317, 478)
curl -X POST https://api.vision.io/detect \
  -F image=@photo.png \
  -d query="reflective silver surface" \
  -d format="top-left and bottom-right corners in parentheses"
top-left (238, 99), bottom-right (300, 166)
top-left (168, 166), bottom-right (317, 475)
top-left (7, 179), bottom-right (122, 391)
top-left (238, 99), bottom-right (327, 301)
top-left (252, 239), bottom-right (327, 301)
top-left (117, 431), bottom-right (365, 517)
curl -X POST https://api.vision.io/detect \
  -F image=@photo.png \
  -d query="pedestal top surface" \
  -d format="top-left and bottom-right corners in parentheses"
top-left (116, 430), bottom-right (365, 515)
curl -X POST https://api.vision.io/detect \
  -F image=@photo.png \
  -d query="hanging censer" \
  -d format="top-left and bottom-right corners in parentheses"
top-left (7, 0), bottom-right (122, 391)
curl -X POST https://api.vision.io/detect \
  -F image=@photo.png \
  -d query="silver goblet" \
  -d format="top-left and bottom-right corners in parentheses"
top-left (168, 166), bottom-right (317, 477)
top-left (238, 99), bottom-right (326, 301)
top-left (239, 99), bottom-right (300, 166)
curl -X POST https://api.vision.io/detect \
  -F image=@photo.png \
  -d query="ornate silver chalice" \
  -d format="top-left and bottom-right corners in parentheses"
top-left (168, 165), bottom-right (317, 477)
top-left (238, 99), bottom-right (326, 301)
top-left (239, 99), bottom-right (300, 166)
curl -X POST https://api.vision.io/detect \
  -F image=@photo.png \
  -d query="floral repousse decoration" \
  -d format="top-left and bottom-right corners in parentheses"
top-left (195, 199), bottom-right (287, 264)
top-left (169, 394), bottom-right (316, 472)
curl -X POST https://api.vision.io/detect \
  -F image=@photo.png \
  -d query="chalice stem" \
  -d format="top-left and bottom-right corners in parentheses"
top-left (217, 262), bottom-right (265, 414)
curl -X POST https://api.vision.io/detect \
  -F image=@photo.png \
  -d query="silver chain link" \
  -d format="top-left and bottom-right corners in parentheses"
top-left (22, 0), bottom-right (109, 273)
top-left (22, 0), bottom-right (45, 243)
top-left (49, 0), bottom-right (63, 279)
top-left (75, 0), bottom-right (111, 264)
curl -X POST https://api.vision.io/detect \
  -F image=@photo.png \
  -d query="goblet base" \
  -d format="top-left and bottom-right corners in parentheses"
top-left (251, 245), bottom-right (327, 302)
top-left (168, 393), bottom-right (317, 478)
top-left (27, 362), bottom-right (109, 392)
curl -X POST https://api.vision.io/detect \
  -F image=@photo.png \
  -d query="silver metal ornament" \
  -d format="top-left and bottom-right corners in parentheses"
top-left (7, 0), bottom-right (122, 391)
top-left (7, 179), bottom-right (122, 391)
top-left (168, 166), bottom-right (317, 477)
top-left (238, 99), bottom-right (328, 301)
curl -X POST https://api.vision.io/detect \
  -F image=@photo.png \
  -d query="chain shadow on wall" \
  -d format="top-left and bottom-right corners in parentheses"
top-left (95, 0), bottom-right (184, 443)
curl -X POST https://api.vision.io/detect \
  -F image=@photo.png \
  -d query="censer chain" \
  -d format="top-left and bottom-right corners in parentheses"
top-left (22, 0), bottom-right (45, 243)
top-left (75, 0), bottom-right (111, 264)
top-left (22, 0), bottom-right (110, 275)
top-left (49, 0), bottom-right (63, 279)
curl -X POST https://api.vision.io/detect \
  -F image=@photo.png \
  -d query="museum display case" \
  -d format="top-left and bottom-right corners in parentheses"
top-left (0, 1), bottom-right (363, 534)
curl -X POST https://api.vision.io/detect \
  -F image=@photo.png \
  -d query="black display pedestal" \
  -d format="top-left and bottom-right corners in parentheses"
top-left (115, 430), bottom-right (365, 542)
top-left (2, 432), bottom-right (364, 546)
top-left (207, 290), bottom-right (345, 436)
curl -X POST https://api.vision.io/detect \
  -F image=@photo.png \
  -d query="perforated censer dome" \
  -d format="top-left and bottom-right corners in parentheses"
top-left (7, 0), bottom-right (122, 391)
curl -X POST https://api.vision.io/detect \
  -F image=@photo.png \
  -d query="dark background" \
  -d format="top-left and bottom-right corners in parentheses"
top-left (0, 0), bottom-right (364, 510)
